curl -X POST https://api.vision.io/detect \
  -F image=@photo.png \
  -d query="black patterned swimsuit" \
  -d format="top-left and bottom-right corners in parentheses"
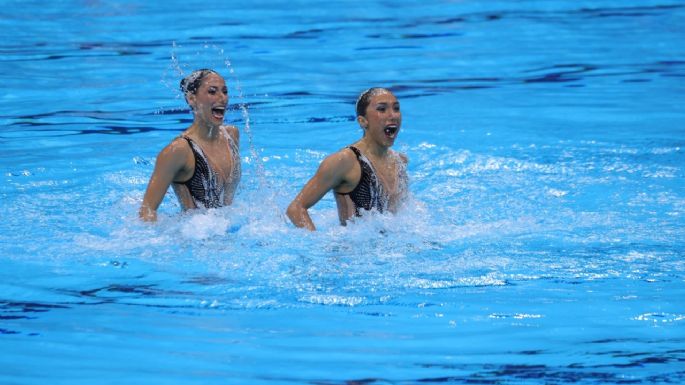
top-left (337, 146), bottom-right (388, 215)
top-left (180, 136), bottom-right (226, 209)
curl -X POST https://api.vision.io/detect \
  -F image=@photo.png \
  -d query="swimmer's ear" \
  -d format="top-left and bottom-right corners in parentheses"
top-left (357, 116), bottom-right (368, 129)
top-left (185, 92), bottom-right (197, 111)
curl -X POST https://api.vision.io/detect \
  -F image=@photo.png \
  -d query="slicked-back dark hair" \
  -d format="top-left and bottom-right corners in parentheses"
top-left (355, 87), bottom-right (390, 117)
top-left (180, 69), bottom-right (219, 95)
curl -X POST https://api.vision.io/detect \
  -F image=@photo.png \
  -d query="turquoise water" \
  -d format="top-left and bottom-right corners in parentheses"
top-left (2, 1), bottom-right (684, 384)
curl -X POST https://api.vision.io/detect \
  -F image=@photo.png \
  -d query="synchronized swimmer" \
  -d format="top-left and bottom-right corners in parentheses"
top-left (287, 88), bottom-right (408, 230)
top-left (139, 69), bottom-right (241, 222)
top-left (139, 73), bottom-right (407, 229)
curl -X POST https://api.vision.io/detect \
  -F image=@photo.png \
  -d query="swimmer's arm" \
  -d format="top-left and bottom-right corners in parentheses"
top-left (139, 141), bottom-right (189, 222)
top-left (287, 152), bottom-right (354, 231)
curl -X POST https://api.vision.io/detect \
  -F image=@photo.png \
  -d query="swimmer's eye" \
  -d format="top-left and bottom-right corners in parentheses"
top-left (375, 103), bottom-right (400, 113)
top-left (207, 87), bottom-right (228, 96)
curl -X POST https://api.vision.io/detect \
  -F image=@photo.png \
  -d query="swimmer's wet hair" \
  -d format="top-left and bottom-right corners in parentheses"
top-left (180, 69), bottom-right (219, 95)
top-left (355, 87), bottom-right (391, 117)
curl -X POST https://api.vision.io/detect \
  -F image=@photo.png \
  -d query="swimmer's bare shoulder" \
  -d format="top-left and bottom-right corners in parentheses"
top-left (159, 136), bottom-right (193, 167)
top-left (222, 124), bottom-right (240, 144)
top-left (320, 146), bottom-right (359, 185)
top-left (139, 137), bottom-right (193, 221)
top-left (286, 147), bottom-right (359, 230)
top-left (391, 149), bottom-right (408, 165)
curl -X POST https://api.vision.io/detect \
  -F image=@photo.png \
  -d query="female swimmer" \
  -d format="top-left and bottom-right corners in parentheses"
top-left (139, 69), bottom-right (240, 221)
top-left (287, 87), bottom-right (408, 230)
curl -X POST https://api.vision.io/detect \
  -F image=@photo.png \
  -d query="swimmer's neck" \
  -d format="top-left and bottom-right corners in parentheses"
top-left (357, 137), bottom-right (391, 159)
top-left (187, 121), bottom-right (222, 141)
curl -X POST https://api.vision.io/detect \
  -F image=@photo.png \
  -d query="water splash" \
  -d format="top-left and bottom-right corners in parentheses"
top-left (156, 41), bottom-right (188, 113)
top-left (162, 42), bottom-right (272, 198)
top-left (218, 46), bottom-right (269, 194)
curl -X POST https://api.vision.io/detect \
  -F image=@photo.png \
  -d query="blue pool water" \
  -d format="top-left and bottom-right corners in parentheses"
top-left (2, 1), bottom-right (684, 384)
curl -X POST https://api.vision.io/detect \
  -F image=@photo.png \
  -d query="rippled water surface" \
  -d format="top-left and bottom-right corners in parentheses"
top-left (1, 1), bottom-right (684, 384)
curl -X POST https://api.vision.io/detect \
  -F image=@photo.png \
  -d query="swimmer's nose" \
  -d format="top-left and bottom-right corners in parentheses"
top-left (389, 109), bottom-right (401, 122)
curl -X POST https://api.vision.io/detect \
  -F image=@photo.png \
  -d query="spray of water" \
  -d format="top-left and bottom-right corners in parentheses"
top-left (217, 47), bottom-right (269, 193)
top-left (157, 41), bottom-right (280, 227)
top-left (155, 41), bottom-right (189, 115)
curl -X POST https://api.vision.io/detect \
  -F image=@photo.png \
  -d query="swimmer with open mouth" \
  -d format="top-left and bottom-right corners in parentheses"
top-left (139, 69), bottom-right (241, 222)
top-left (287, 87), bottom-right (409, 231)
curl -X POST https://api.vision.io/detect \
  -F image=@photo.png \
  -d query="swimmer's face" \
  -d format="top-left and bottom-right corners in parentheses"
top-left (358, 90), bottom-right (401, 147)
top-left (187, 73), bottom-right (228, 127)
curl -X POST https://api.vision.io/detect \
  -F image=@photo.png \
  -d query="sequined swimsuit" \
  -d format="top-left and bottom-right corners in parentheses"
top-left (337, 146), bottom-right (388, 215)
top-left (179, 134), bottom-right (238, 209)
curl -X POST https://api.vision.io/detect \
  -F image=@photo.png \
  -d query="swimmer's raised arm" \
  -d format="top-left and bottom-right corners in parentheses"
top-left (287, 151), bottom-right (356, 231)
top-left (139, 140), bottom-right (190, 222)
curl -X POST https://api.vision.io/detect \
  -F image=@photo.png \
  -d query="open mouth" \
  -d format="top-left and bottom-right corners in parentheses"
top-left (384, 124), bottom-right (399, 136)
top-left (211, 106), bottom-right (226, 120)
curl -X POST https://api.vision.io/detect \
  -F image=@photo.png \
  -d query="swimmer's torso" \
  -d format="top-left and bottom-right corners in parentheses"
top-left (335, 146), bottom-right (407, 223)
top-left (172, 126), bottom-right (240, 209)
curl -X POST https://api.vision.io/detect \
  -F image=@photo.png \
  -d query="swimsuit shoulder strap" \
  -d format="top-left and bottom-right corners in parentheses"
top-left (182, 135), bottom-right (198, 152)
top-left (335, 146), bottom-right (364, 197)
top-left (336, 145), bottom-right (376, 199)
top-left (177, 135), bottom-right (223, 209)
top-left (348, 145), bottom-right (362, 159)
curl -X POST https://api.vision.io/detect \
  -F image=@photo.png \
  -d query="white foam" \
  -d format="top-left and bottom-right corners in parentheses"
top-left (547, 188), bottom-right (568, 197)
top-left (407, 275), bottom-right (506, 289)
top-left (180, 210), bottom-right (231, 240)
top-left (489, 313), bottom-right (544, 319)
top-left (632, 312), bottom-right (685, 323)
top-left (299, 294), bottom-right (365, 306)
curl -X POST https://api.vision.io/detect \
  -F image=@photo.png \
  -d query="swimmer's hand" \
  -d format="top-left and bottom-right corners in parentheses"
top-left (139, 205), bottom-right (157, 222)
